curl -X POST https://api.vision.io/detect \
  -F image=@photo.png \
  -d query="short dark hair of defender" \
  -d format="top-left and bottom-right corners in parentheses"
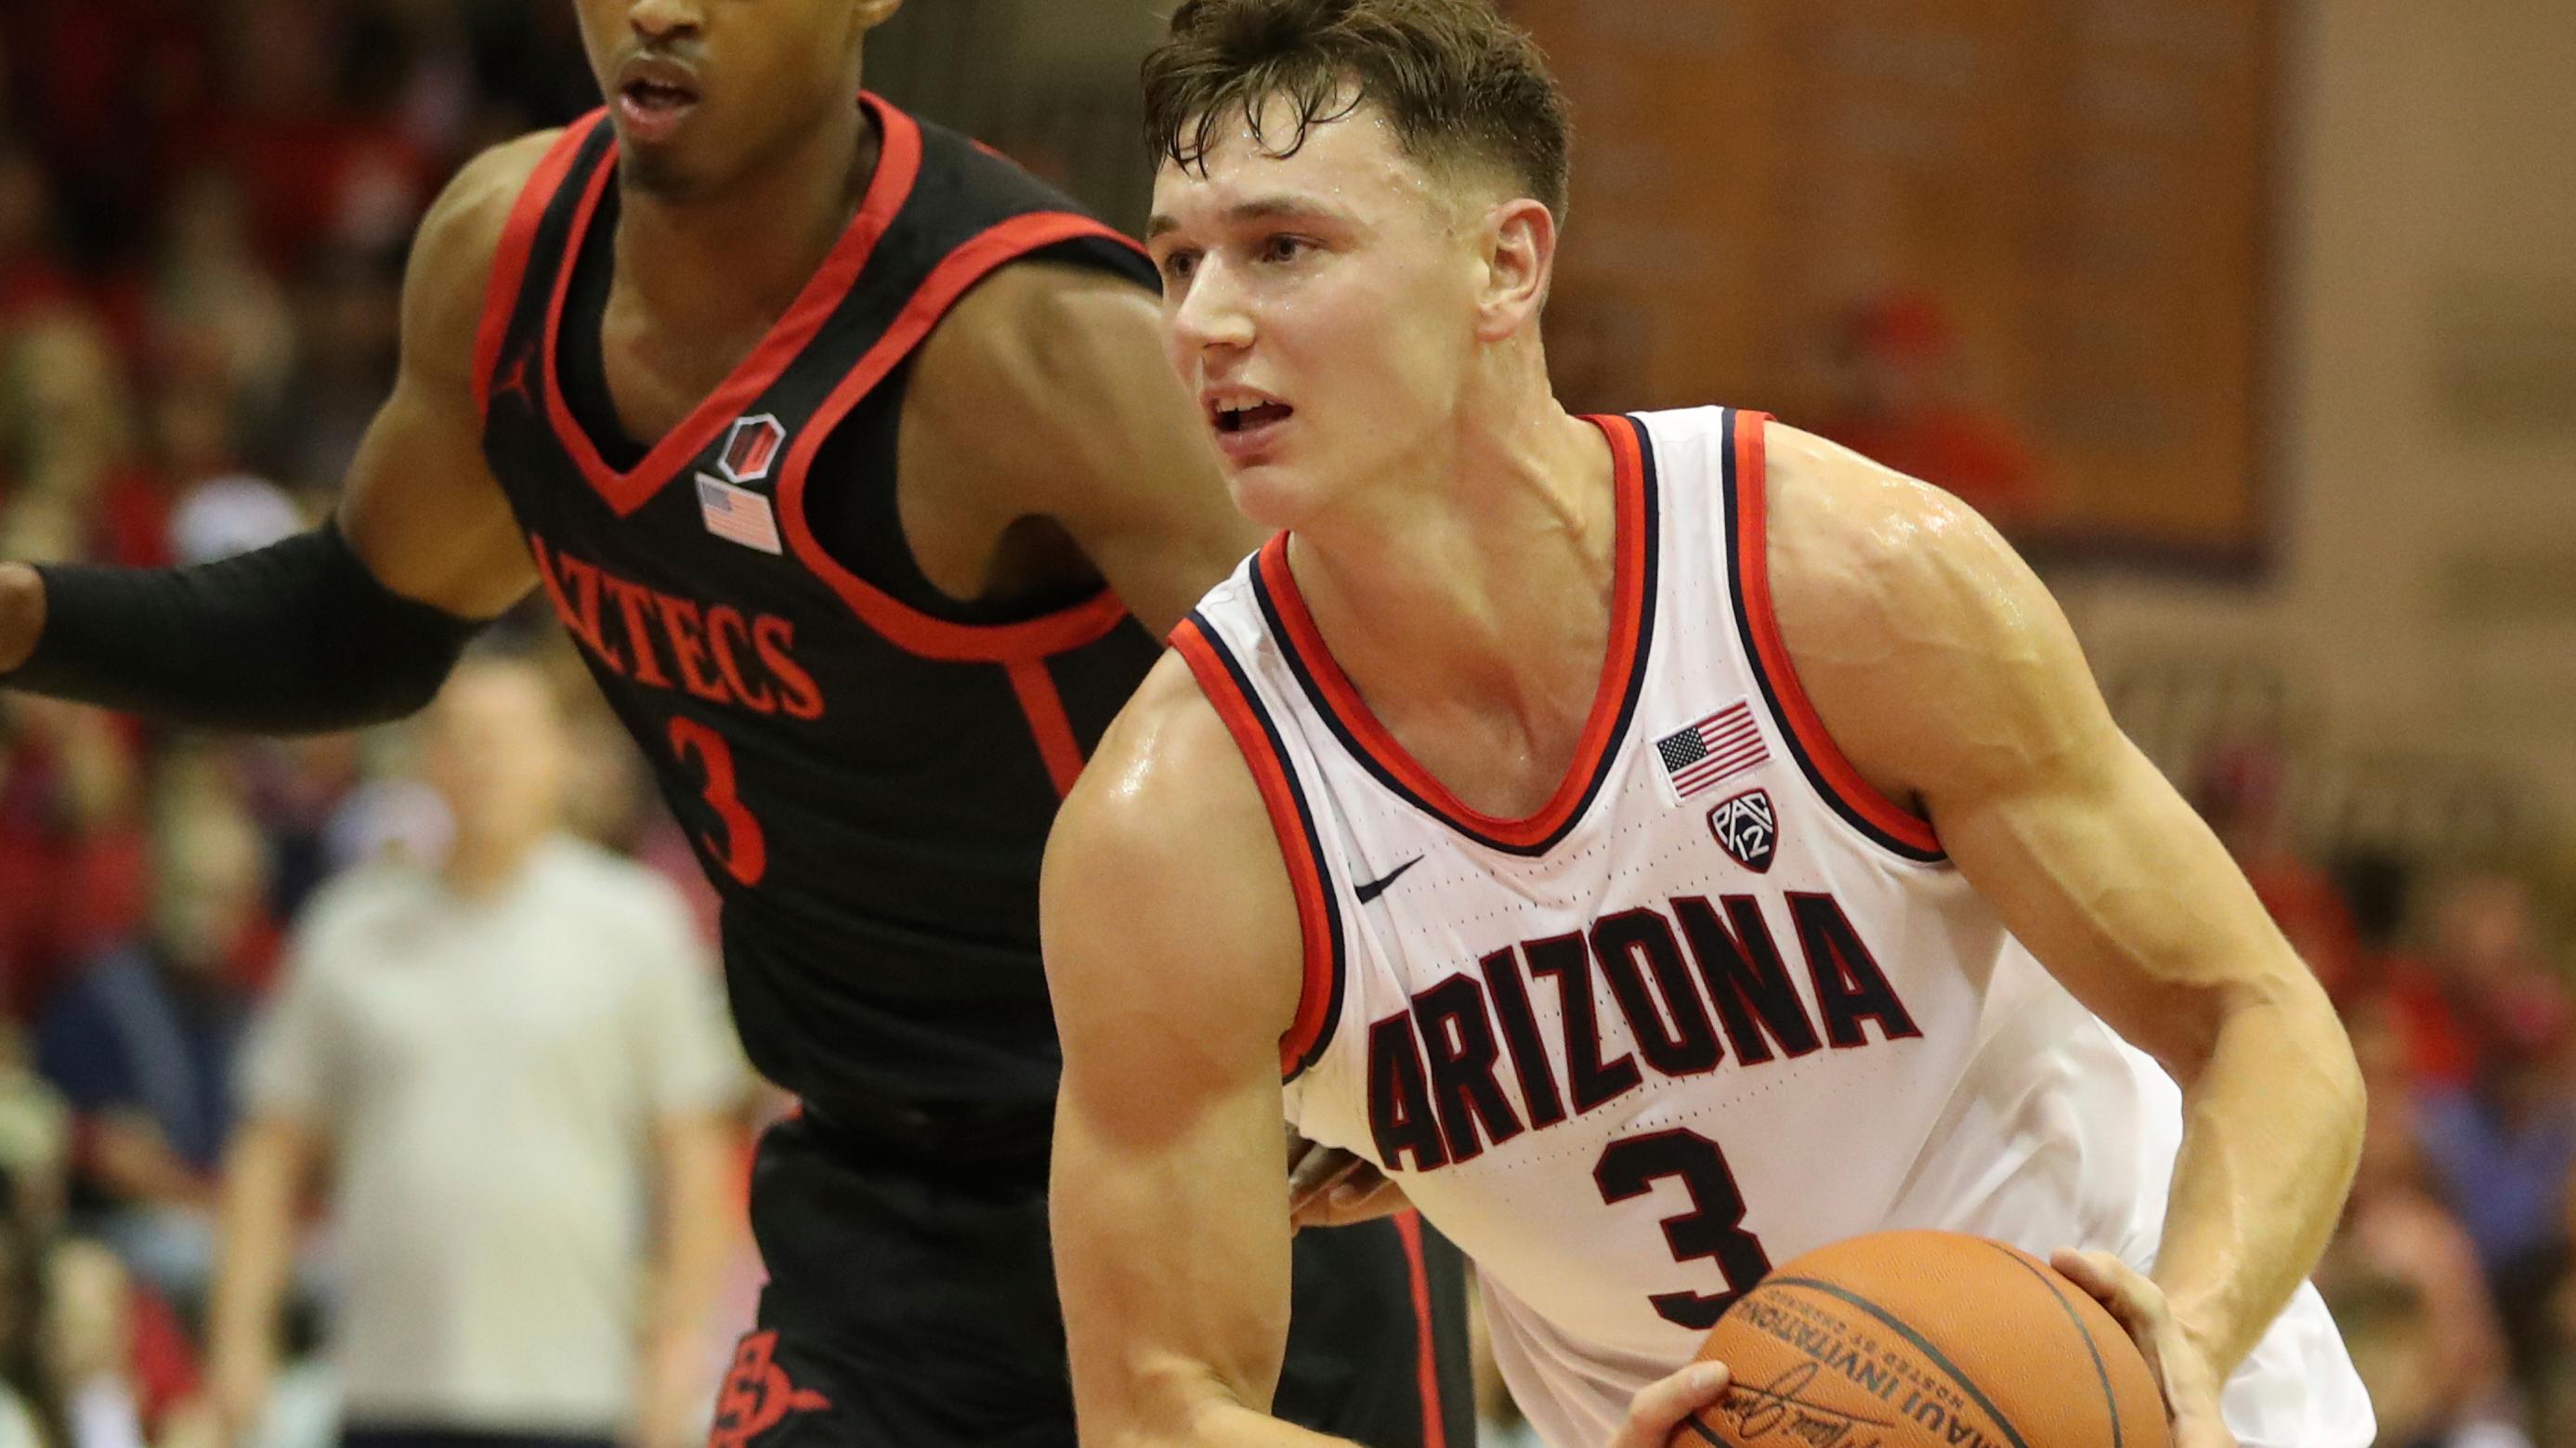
top-left (1142, 0), bottom-right (1574, 224)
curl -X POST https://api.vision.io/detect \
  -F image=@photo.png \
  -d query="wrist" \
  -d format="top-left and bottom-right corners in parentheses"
top-left (2154, 1286), bottom-right (2233, 1376)
top-left (0, 562), bottom-right (44, 675)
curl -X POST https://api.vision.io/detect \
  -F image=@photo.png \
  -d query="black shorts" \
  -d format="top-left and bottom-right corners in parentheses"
top-left (711, 1112), bottom-right (1471, 1448)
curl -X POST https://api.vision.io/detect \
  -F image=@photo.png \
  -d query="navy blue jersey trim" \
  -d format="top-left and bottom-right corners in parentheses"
top-left (1720, 411), bottom-right (1947, 864)
top-left (1188, 612), bottom-right (1348, 1080)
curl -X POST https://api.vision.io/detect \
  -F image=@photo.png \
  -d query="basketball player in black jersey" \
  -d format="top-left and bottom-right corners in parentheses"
top-left (0, 2), bottom-right (1470, 1445)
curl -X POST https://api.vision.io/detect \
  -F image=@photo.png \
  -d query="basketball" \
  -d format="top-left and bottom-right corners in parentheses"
top-left (1681, 1231), bottom-right (2172, 1448)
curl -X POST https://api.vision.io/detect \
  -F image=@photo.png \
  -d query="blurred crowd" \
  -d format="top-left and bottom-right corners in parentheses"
top-left (0, 7), bottom-right (759, 1448)
top-left (2, 7), bottom-right (2573, 1448)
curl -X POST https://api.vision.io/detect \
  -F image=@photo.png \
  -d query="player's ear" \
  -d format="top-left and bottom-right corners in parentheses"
top-left (1473, 196), bottom-right (1557, 344)
top-left (856, 0), bottom-right (904, 30)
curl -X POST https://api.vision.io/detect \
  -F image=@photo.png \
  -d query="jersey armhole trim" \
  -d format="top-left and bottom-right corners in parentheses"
top-left (1005, 657), bottom-right (1087, 799)
top-left (1725, 411), bottom-right (1947, 863)
top-left (775, 210), bottom-right (1153, 662)
top-left (1170, 617), bottom-right (1345, 1081)
top-left (473, 114), bottom-right (600, 424)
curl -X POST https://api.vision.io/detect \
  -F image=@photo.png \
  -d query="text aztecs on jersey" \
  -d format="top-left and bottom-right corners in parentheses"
top-left (528, 529), bottom-right (825, 721)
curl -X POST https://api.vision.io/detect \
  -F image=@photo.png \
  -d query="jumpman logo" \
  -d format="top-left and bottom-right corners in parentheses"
top-left (491, 348), bottom-right (535, 411)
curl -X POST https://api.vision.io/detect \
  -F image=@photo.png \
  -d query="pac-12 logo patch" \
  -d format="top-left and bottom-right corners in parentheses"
top-left (1706, 789), bottom-right (1777, 873)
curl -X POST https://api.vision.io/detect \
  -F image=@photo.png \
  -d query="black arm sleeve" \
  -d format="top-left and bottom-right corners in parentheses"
top-left (3, 523), bottom-right (490, 734)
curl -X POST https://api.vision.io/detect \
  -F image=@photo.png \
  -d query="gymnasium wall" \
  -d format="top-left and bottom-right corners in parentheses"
top-left (2059, 0), bottom-right (2576, 852)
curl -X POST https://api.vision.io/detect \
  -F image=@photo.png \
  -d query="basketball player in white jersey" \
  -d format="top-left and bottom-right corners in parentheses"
top-left (1041, 3), bottom-right (2373, 1446)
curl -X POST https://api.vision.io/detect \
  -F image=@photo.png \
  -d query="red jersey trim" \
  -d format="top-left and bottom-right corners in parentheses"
top-left (1730, 412), bottom-right (1943, 857)
top-left (1393, 1211), bottom-right (1450, 1448)
top-left (538, 94), bottom-right (927, 518)
top-left (1170, 619), bottom-right (1341, 1079)
top-left (773, 209), bottom-right (1150, 661)
top-left (1006, 659), bottom-right (1087, 799)
top-left (473, 116), bottom-right (597, 424)
top-left (1254, 414), bottom-right (1649, 851)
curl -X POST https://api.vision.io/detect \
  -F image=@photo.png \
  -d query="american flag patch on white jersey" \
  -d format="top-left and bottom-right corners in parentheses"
top-left (1654, 701), bottom-right (1769, 800)
top-left (697, 473), bottom-right (783, 555)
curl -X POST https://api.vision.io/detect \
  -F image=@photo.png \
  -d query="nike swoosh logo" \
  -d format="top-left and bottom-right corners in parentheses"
top-left (1353, 855), bottom-right (1425, 904)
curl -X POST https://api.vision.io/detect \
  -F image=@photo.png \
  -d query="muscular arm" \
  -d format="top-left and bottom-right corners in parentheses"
top-left (905, 263), bottom-right (1262, 636)
top-left (1042, 656), bottom-right (1348, 1448)
top-left (0, 134), bottom-right (547, 724)
top-left (1764, 424), bottom-right (2364, 1376)
top-left (332, 132), bottom-right (551, 619)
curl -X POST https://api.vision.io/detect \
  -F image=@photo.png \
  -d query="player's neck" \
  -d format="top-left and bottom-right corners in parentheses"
top-left (613, 101), bottom-right (877, 338)
top-left (442, 823), bottom-right (550, 899)
top-left (1288, 389), bottom-right (1617, 778)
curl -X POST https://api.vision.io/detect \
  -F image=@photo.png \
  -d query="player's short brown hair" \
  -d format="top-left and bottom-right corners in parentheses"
top-left (1142, 0), bottom-right (1573, 222)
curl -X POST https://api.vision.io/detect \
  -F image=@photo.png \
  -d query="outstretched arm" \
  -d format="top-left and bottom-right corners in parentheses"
top-left (1765, 425), bottom-right (2361, 1427)
top-left (0, 133), bottom-right (550, 728)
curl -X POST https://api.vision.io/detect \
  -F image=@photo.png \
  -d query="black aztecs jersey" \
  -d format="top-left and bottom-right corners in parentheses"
top-left (473, 95), bottom-right (1166, 1130)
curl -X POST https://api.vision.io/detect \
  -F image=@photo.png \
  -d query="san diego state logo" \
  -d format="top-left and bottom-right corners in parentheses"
top-left (707, 1330), bottom-right (832, 1448)
top-left (1706, 789), bottom-right (1778, 872)
top-left (719, 414), bottom-right (787, 486)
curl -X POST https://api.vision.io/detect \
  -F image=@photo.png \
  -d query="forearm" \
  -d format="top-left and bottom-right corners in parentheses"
top-left (643, 1116), bottom-right (735, 1356)
top-left (1167, 1399), bottom-right (1358, 1448)
top-left (207, 1121), bottom-right (309, 1378)
top-left (2151, 982), bottom-right (2363, 1374)
top-left (2, 525), bottom-right (487, 733)
top-left (1071, 1357), bottom-right (1359, 1448)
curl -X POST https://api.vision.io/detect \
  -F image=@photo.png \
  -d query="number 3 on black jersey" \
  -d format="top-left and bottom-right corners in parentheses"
top-left (1593, 1128), bottom-right (1773, 1328)
top-left (669, 717), bottom-right (767, 886)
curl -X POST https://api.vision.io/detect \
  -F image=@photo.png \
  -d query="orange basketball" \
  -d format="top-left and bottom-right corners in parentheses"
top-left (1681, 1231), bottom-right (2172, 1448)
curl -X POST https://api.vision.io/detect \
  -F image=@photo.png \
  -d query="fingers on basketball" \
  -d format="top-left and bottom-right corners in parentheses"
top-left (1680, 1230), bottom-right (2174, 1448)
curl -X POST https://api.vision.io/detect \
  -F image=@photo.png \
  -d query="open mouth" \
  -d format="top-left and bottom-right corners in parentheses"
top-left (614, 57), bottom-right (703, 140)
top-left (1212, 401), bottom-right (1293, 435)
top-left (621, 77), bottom-right (700, 114)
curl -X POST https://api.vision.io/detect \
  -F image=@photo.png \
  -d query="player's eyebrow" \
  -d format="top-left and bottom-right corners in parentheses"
top-left (1146, 195), bottom-right (1350, 241)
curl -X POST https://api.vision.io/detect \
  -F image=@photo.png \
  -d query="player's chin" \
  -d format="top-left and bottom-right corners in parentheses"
top-left (1221, 463), bottom-right (1324, 535)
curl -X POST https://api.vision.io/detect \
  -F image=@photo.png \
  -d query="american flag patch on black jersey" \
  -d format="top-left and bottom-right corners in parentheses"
top-left (1654, 701), bottom-right (1768, 800)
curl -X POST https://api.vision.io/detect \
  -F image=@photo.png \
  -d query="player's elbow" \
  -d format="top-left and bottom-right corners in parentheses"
top-left (2190, 963), bottom-right (2367, 1162)
top-left (1068, 1355), bottom-right (1247, 1448)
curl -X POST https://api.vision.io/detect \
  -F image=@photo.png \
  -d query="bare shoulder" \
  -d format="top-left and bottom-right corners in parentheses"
top-left (906, 260), bottom-right (1172, 465)
top-left (401, 129), bottom-right (568, 380)
top-left (1042, 649), bottom-right (1305, 1050)
top-left (905, 259), bottom-right (1253, 633)
top-left (919, 260), bottom-right (1162, 391)
top-left (1762, 424), bottom-right (2035, 646)
top-left (1761, 424), bottom-right (2112, 802)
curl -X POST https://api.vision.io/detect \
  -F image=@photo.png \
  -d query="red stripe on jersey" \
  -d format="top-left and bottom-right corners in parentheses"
top-left (474, 116), bottom-right (596, 423)
top-left (1255, 413), bottom-right (1648, 850)
top-left (1170, 620), bottom-right (1339, 1077)
top-left (1393, 1211), bottom-right (1448, 1448)
top-left (1006, 658), bottom-right (1086, 799)
top-left (1731, 413), bottom-right (1942, 855)
top-left (772, 209), bottom-right (1149, 661)
top-left (539, 94), bottom-right (928, 517)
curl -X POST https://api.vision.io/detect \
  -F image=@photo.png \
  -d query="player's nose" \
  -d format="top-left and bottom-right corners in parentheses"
top-left (1169, 257), bottom-right (1255, 355)
top-left (628, 0), bottom-right (706, 44)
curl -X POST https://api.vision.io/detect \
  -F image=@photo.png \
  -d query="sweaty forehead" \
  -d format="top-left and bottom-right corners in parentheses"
top-left (1149, 98), bottom-right (1444, 232)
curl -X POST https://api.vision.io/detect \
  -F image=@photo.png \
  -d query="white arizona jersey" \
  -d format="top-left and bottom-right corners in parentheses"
top-left (1171, 408), bottom-right (2371, 1448)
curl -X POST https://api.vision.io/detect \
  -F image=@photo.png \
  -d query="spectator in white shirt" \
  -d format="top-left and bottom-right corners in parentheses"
top-left (205, 651), bottom-right (743, 1448)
